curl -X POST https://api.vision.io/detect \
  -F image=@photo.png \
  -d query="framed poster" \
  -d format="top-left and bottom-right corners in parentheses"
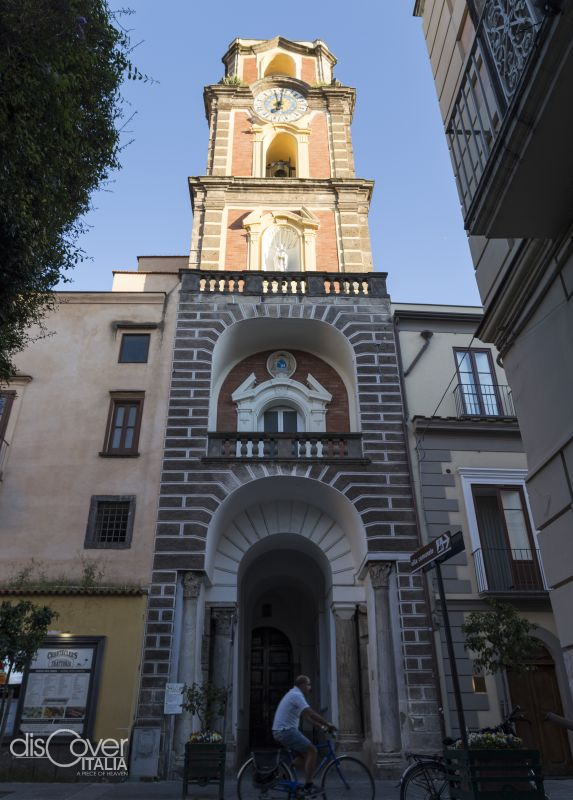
top-left (16, 636), bottom-right (105, 739)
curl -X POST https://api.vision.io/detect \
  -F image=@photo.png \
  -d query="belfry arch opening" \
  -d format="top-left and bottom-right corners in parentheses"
top-left (263, 53), bottom-right (296, 79)
top-left (266, 132), bottom-right (297, 178)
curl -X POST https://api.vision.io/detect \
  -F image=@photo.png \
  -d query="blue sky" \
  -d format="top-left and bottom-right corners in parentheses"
top-left (60, 0), bottom-right (481, 306)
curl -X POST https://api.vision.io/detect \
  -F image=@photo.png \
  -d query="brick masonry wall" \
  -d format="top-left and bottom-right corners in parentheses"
top-left (135, 281), bottom-right (440, 744)
top-left (217, 349), bottom-right (351, 430)
top-left (242, 56), bottom-right (257, 85)
top-left (309, 113), bottom-right (331, 179)
top-left (225, 209), bottom-right (250, 269)
top-left (301, 57), bottom-right (317, 85)
top-left (231, 112), bottom-right (253, 176)
top-left (314, 210), bottom-right (339, 271)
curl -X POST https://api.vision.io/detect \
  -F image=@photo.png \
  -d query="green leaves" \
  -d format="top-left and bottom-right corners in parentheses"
top-left (181, 682), bottom-right (228, 731)
top-left (0, 0), bottom-right (146, 380)
top-left (0, 600), bottom-right (58, 676)
top-left (462, 599), bottom-right (538, 675)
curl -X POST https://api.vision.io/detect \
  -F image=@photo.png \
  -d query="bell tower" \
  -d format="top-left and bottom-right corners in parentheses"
top-left (189, 37), bottom-right (374, 274)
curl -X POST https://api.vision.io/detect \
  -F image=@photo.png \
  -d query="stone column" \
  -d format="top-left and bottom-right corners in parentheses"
top-left (369, 562), bottom-right (401, 756)
top-left (210, 607), bottom-right (237, 744)
top-left (332, 604), bottom-right (363, 748)
top-left (174, 572), bottom-right (204, 760)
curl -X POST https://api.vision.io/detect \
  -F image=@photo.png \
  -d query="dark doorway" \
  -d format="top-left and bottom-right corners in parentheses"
top-left (249, 626), bottom-right (293, 747)
top-left (507, 644), bottom-right (573, 775)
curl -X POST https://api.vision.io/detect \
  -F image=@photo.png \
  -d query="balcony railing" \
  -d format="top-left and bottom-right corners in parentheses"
top-left (446, 0), bottom-right (543, 217)
top-left (182, 270), bottom-right (388, 298)
top-left (473, 546), bottom-right (548, 593)
top-left (206, 432), bottom-right (363, 460)
top-left (453, 383), bottom-right (516, 418)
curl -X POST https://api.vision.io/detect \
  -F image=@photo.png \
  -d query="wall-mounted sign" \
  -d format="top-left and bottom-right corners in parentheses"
top-left (163, 683), bottom-right (184, 715)
top-left (17, 638), bottom-right (104, 738)
top-left (410, 531), bottom-right (465, 574)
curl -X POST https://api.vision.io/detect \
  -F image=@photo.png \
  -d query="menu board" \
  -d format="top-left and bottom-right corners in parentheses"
top-left (20, 646), bottom-right (95, 735)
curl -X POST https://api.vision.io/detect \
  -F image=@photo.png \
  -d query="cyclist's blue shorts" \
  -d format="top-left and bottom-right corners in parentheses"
top-left (273, 728), bottom-right (312, 752)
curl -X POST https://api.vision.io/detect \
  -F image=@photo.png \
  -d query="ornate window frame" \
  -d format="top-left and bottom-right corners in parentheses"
top-left (231, 372), bottom-right (332, 432)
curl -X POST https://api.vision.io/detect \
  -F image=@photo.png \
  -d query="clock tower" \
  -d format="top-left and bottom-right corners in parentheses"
top-left (134, 38), bottom-right (442, 779)
top-left (189, 36), bottom-right (374, 274)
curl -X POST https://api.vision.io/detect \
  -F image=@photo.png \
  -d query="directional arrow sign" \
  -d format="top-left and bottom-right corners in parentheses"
top-left (410, 530), bottom-right (465, 573)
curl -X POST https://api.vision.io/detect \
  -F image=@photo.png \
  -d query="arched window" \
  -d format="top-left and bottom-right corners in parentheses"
top-left (261, 406), bottom-right (302, 433)
top-left (263, 54), bottom-right (296, 79)
top-left (265, 132), bottom-right (297, 178)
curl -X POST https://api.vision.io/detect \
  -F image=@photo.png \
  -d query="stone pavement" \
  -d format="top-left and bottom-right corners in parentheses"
top-left (0, 778), bottom-right (573, 799)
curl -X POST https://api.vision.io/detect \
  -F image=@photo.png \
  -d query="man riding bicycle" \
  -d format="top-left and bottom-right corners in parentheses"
top-left (272, 675), bottom-right (336, 795)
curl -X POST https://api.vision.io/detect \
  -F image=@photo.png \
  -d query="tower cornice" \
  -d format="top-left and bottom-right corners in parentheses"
top-left (203, 82), bottom-right (356, 119)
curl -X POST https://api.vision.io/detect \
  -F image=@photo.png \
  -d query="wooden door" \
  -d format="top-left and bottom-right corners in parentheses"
top-left (249, 627), bottom-right (293, 748)
top-left (507, 646), bottom-right (573, 775)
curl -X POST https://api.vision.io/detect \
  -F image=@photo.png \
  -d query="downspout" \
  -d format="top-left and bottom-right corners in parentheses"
top-left (393, 315), bottom-right (447, 741)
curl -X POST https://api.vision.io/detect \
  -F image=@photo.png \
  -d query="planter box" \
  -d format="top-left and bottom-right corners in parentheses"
top-left (182, 742), bottom-right (226, 799)
top-left (444, 749), bottom-right (545, 799)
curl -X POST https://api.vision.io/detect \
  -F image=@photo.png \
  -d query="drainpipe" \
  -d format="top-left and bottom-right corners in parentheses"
top-left (393, 316), bottom-right (447, 741)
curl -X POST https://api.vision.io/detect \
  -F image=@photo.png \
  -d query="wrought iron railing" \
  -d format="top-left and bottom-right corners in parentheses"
top-left (446, 0), bottom-right (544, 216)
top-left (181, 270), bottom-right (387, 298)
top-left (473, 546), bottom-right (548, 592)
top-left (206, 432), bottom-right (363, 460)
top-left (453, 383), bottom-right (515, 418)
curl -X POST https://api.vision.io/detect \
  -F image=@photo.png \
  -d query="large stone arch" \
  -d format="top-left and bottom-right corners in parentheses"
top-left (208, 316), bottom-right (360, 430)
top-left (204, 475), bottom-right (369, 597)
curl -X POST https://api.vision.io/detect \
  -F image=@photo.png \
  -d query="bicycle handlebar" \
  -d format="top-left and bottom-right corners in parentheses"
top-left (545, 712), bottom-right (573, 732)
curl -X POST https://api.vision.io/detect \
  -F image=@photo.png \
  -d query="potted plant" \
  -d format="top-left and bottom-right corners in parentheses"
top-left (443, 600), bottom-right (545, 799)
top-left (181, 682), bottom-right (228, 800)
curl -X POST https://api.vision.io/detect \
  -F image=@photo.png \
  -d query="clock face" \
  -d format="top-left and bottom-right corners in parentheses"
top-left (253, 88), bottom-right (308, 122)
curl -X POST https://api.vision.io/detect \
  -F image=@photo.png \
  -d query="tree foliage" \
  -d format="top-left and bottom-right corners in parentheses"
top-left (462, 598), bottom-right (538, 675)
top-left (181, 682), bottom-right (228, 731)
top-left (0, 0), bottom-right (143, 381)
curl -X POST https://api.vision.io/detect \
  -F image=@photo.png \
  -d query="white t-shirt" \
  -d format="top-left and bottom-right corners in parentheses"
top-left (272, 686), bottom-right (310, 731)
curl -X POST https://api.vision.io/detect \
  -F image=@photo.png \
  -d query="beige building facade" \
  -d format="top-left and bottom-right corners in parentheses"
top-left (413, 0), bottom-right (573, 696)
top-left (395, 303), bottom-right (573, 774)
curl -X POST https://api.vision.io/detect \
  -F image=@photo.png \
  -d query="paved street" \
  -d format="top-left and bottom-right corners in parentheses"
top-left (1, 778), bottom-right (573, 799)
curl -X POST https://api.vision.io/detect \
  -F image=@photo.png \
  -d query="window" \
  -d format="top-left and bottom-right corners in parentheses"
top-left (262, 407), bottom-right (300, 433)
top-left (455, 348), bottom-right (500, 415)
top-left (119, 333), bottom-right (150, 363)
top-left (472, 485), bottom-right (543, 592)
top-left (0, 391), bottom-right (15, 441)
top-left (85, 496), bottom-right (135, 549)
top-left (101, 394), bottom-right (144, 456)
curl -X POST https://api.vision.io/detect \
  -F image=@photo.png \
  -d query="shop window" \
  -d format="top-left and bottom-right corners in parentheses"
top-left (119, 333), bottom-right (150, 363)
top-left (85, 495), bottom-right (136, 549)
top-left (101, 394), bottom-right (144, 456)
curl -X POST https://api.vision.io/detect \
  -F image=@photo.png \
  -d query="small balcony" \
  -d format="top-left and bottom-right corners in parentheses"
top-left (473, 546), bottom-right (548, 594)
top-left (206, 432), bottom-right (364, 461)
top-left (453, 383), bottom-right (516, 419)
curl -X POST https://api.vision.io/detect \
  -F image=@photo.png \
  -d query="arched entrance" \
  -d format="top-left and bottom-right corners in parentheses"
top-left (239, 536), bottom-right (330, 754)
top-left (507, 644), bottom-right (573, 774)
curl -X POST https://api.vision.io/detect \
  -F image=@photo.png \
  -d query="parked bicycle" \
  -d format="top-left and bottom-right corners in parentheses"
top-left (237, 730), bottom-right (375, 799)
top-left (399, 705), bottom-right (528, 800)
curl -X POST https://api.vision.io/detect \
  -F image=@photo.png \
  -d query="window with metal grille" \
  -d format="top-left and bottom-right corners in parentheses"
top-left (101, 394), bottom-right (144, 456)
top-left (85, 496), bottom-right (135, 549)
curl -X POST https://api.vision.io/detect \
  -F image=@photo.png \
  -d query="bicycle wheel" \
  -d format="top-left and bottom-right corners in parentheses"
top-left (237, 755), bottom-right (294, 800)
top-left (400, 761), bottom-right (449, 800)
top-left (320, 755), bottom-right (375, 800)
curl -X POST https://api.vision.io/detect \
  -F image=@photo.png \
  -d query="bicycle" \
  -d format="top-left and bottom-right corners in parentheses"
top-left (399, 705), bottom-right (529, 800)
top-left (237, 730), bottom-right (375, 799)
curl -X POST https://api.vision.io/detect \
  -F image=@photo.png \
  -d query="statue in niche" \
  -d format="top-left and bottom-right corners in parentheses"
top-left (274, 247), bottom-right (288, 271)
